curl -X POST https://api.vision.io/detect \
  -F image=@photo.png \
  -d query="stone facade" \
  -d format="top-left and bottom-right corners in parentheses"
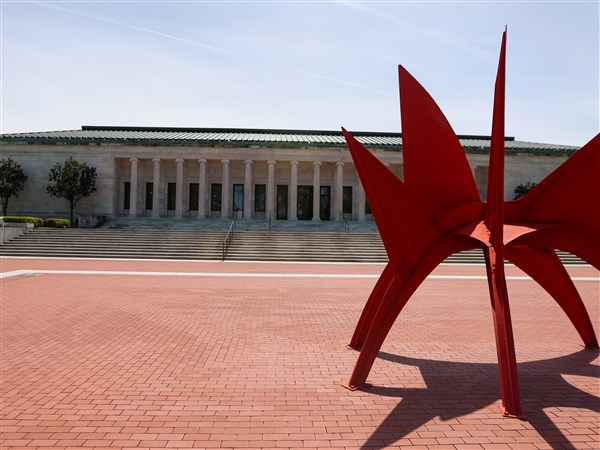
top-left (0, 127), bottom-right (574, 221)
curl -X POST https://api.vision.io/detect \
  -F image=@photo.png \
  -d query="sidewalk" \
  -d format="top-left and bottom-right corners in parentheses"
top-left (1, 258), bottom-right (598, 449)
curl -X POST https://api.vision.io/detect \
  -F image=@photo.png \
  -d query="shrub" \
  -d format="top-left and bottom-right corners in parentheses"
top-left (513, 182), bottom-right (538, 200)
top-left (0, 157), bottom-right (27, 216)
top-left (1, 216), bottom-right (44, 227)
top-left (43, 218), bottom-right (71, 228)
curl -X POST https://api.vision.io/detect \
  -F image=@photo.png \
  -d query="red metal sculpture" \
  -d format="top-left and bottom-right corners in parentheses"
top-left (342, 30), bottom-right (599, 418)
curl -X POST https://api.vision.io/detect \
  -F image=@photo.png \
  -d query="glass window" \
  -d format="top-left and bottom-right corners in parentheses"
top-left (320, 186), bottom-right (330, 220)
top-left (211, 184), bottom-right (222, 211)
top-left (189, 183), bottom-right (199, 211)
top-left (343, 186), bottom-right (353, 214)
top-left (123, 182), bottom-right (131, 210)
top-left (276, 185), bottom-right (288, 220)
top-left (254, 184), bottom-right (266, 212)
top-left (167, 183), bottom-right (176, 210)
top-left (297, 185), bottom-right (313, 220)
top-left (233, 184), bottom-right (244, 212)
top-left (145, 182), bottom-right (153, 210)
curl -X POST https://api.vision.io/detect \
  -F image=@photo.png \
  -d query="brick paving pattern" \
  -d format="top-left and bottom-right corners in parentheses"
top-left (1, 258), bottom-right (598, 449)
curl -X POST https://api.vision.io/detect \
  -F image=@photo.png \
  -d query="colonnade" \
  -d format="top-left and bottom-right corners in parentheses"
top-left (126, 157), bottom-right (398, 220)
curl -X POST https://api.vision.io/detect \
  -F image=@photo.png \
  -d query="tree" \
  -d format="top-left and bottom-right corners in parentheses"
top-left (513, 181), bottom-right (537, 200)
top-left (47, 157), bottom-right (97, 224)
top-left (0, 157), bottom-right (28, 216)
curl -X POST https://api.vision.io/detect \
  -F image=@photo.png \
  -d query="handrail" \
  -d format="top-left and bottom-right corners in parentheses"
top-left (222, 216), bottom-right (237, 260)
top-left (339, 210), bottom-right (350, 232)
top-left (268, 212), bottom-right (272, 232)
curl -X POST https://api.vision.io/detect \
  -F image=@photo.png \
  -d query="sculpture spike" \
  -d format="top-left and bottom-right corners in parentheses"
top-left (506, 133), bottom-right (600, 236)
top-left (341, 128), bottom-right (431, 264)
top-left (486, 28), bottom-right (507, 249)
top-left (399, 65), bottom-right (480, 216)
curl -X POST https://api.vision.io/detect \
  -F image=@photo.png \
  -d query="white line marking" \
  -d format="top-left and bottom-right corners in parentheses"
top-left (0, 256), bottom-right (592, 269)
top-left (0, 256), bottom-right (387, 265)
top-left (0, 270), bottom-right (30, 279)
top-left (1, 270), bottom-right (597, 282)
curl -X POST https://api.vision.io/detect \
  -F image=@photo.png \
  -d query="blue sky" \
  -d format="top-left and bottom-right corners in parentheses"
top-left (1, 1), bottom-right (598, 146)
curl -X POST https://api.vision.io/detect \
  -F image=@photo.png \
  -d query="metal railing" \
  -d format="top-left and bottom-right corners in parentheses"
top-left (222, 216), bottom-right (237, 260)
top-left (339, 210), bottom-right (350, 232)
top-left (267, 212), bottom-right (272, 231)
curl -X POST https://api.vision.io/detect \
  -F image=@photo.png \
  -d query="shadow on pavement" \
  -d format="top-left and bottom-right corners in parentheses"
top-left (356, 348), bottom-right (599, 449)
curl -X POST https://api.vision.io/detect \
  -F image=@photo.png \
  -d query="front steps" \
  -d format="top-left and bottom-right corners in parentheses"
top-left (0, 226), bottom-right (588, 265)
top-left (1, 228), bottom-right (226, 260)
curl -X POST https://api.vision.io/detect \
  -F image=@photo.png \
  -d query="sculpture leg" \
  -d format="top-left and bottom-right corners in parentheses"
top-left (505, 246), bottom-right (598, 348)
top-left (344, 270), bottom-right (412, 390)
top-left (348, 263), bottom-right (395, 349)
top-left (484, 247), bottom-right (524, 418)
top-left (345, 235), bottom-right (480, 390)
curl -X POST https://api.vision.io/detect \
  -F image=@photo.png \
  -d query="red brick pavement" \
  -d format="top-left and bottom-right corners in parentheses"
top-left (1, 258), bottom-right (598, 449)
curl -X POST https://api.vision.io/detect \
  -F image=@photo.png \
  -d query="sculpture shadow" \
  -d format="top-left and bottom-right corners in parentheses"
top-left (357, 349), bottom-right (599, 450)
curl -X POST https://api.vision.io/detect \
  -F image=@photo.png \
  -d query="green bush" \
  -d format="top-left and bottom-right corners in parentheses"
top-left (513, 182), bottom-right (537, 200)
top-left (43, 218), bottom-right (70, 228)
top-left (1, 216), bottom-right (44, 227)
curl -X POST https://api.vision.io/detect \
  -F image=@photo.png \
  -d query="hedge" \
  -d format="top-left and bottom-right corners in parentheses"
top-left (1, 216), bottom-right (44, 227)
top-left (44, 218), bottom-right (71, 228)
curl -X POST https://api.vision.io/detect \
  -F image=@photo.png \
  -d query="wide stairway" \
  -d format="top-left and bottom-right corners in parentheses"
top-left (0, 219), bottom-right (587, 264)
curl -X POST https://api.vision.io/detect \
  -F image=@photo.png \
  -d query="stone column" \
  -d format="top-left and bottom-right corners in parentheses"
top-left (357, 178), bottom-right (366, 221)
top-left (289, 161), bottom-right (299, 220)
top-left (175, 158), bottom-right (185, 218)
top-left (152, 158), bottom-right (161, 217)
top-left (335, 161), bottom-right (344, 221)
top-left (312, 161), bottom-right (321, 221)
top-left (244, 160), bottom-right (253, 220)
top-left (221, 159), bottom-right (231, 219)
top-left (129, 158), bottom-right (139, 217)
top-left (266, 160), bottom-right (276, 221)
top-left (198, 159), bottom-right (207, 219)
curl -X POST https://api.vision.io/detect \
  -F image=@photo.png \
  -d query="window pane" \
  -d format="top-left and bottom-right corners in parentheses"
top-left (233, 184), bottom-right (244, 212)
top-left (211, 184), bottom-right (222, 211)
top-left (343, 186), bottom-right (352, 214)
top-left (167, 183), bottom-right (176, 210)
top-left (145, 182), bottom-right (153, 210)
top-left (189, 183), bottom-right (199, 211)
top-left (320, 186), bottom-right (330, 220)
top-left (297, 185), bottom-right (313, 220)
top-left (124, 182), bottom-right (131, 210)
top-left (254, 184), bottom-right (266, 212)
top-left (276, 185), bottom-right (288, 220)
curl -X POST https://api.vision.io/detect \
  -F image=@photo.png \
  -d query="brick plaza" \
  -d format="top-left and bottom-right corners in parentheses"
top-left (1, 258), bottom-right (598, 449)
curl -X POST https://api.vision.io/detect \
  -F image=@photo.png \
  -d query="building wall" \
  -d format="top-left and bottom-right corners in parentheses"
top-left (1, 142), bottom-right (568, 220)
top-left (1, 144), bottom-right (115, 217)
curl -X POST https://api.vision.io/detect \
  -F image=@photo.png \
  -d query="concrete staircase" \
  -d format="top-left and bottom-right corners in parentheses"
top-left (0, 228), bottom-right (227, 260)
top-left (0, 219), bottom-right (588, 264)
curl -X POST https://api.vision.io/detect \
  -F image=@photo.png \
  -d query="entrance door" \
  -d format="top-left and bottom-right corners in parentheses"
top-left (233, 184), bottom-right (244, 218)
top-left (297, 186), bottom-right (313, 220)
top-left (320, 186), bottom-right (331, 220)
top-left (276, 185), bottom-right (288, 220)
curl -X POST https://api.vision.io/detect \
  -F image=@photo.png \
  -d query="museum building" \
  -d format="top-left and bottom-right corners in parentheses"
top-left (0, 125), bottom-right (578, 222)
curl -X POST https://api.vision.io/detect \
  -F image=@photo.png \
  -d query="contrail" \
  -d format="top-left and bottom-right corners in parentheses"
top-left (31, 1), bottom-right (396, 98)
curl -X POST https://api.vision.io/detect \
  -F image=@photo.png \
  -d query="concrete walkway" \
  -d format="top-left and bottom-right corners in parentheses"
top-left (1, 258), bottom-right (598, 449)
